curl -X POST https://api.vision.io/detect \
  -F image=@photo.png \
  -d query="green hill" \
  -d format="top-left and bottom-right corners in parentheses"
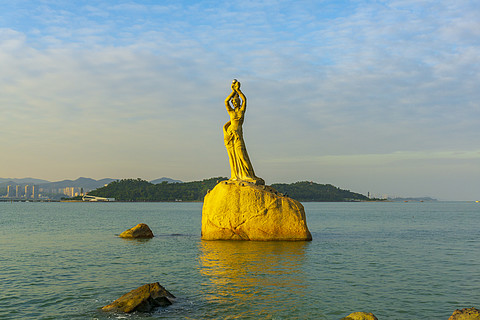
top-left (87, 178), bottom-right (370, 202)
top-left (271, 181), bottom-right (369, 202)
top-left (89, 177), bottom-right (224, 202)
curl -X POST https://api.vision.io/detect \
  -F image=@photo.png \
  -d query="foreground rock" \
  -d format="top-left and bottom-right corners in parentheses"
top-left (341, 312), bottom-right (378, 320)
top-left (202, 180), bottom-right (312, 241)
top-left (119, 223), bottom-right (154, 239)
top-left (449, 307), bottom-right (480, 320)
top-left (102, 282), bottom-right (175, 313)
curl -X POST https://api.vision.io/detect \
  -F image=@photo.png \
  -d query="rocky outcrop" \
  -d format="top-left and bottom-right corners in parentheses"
top-left (448, 307), bottom-right (480, 320)
top-left (341, 312), bottom-right (378, 320)
top-left (119, 223), bottom-right (154, 239)
top-left (102, 282), bottom-right (175, 313)
top-left (201, 180), bottom-right (312, 241)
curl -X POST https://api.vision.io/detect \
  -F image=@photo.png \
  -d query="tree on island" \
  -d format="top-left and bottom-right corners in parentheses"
top-left (88, 177), bottom-right (224, 202)
top-left (272, 181), bottom-right (370, 202)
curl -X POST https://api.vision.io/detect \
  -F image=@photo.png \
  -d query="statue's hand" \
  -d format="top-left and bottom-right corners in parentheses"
top-left (233, 81), bottom-right (241, 91)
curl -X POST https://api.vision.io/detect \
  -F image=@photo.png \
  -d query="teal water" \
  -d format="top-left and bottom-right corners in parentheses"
top-left (0, 201), bottom-right (479, 319)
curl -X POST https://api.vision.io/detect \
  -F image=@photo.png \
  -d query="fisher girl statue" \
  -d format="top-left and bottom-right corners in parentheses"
top-left (223, 79), bottom-right (265, 185)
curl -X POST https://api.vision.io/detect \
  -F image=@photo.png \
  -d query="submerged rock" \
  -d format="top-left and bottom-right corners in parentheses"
top-left (102, 282), bottom-right (175, 313)
top-left (448, 307), bottom-right (480, 320)
top-left (119, 223), bottom-right (154, 239)
top-left (341, 312), bottom-right (378, 320)
top-left (201, 180), bottom-right (312, 241)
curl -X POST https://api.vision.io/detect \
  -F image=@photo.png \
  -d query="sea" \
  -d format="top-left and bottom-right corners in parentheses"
top-left (0, 201), bottom-right (478, 320)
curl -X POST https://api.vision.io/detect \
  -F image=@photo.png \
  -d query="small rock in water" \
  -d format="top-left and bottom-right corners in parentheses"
top-left (119, 223), bottom-right (154, 239)
top-left (102, 282), bottom-right (175, 313)
top-left (448, 307), bottom-right (480, 320)
top-left (341, 312), bottom-right (378, 320)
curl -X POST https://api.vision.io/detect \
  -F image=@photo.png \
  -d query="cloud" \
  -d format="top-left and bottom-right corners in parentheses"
top-left (0, 27), bottom-right (226, 176)
top-left (0, 1), bottom-right (479, 199)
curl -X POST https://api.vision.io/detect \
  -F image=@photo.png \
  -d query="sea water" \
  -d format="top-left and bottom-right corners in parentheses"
top-left (0, 201), bottom-right (478, 319)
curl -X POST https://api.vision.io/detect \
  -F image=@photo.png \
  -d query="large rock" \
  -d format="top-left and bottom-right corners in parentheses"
top-left (341, 312), bottom-right (378, 320)
top-left (119, 223), bottom-right (154, 239)
top-left (102, 282), bottom-right (175, 313)
top-left (201, 180), bottom-right (312, 241)
top-left (449, 307), bottom-right (480, 320)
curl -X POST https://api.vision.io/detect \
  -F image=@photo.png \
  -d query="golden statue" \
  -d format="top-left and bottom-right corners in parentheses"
top-left (201, 80), bottom-right (311, 241)
top-left (223, 80), bottom-right (265, 185)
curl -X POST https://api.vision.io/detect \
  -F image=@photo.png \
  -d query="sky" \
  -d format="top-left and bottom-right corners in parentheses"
top-left (1, 0), bottom-right (479, 200)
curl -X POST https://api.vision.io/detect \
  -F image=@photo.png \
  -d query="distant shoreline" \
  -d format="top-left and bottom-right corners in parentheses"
top-left (2, 199), bottom-right (474, 203)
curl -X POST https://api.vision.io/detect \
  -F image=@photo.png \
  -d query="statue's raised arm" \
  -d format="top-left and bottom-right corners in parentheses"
top-left (233, 80), bottom-right (246, 112)
top-left (225, 79), bottom-right (246, 112)
top-left (225, 87), bottom-right (236, 112)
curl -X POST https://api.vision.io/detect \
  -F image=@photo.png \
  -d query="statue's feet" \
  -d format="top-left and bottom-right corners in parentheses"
top-left (234, 177), bottom-right (265, 186)
top-left (253, 177), bottom-right (265, 186)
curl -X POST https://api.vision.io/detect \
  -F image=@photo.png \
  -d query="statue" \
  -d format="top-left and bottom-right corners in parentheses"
top-left (201, 80), bottom-right (312, 241)
top-left (223, 80), bottom-right (265, 185)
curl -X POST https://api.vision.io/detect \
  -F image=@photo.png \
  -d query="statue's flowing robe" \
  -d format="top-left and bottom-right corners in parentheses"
top-left (223, 118), bottom-right (263, 185)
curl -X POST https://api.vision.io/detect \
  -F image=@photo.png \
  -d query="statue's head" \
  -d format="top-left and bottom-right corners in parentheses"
top-left (232, 94), bottom-right (241, 108)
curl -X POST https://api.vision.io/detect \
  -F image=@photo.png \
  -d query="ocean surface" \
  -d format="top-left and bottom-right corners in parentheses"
top-left (0, 201), bottom-right (479, 319)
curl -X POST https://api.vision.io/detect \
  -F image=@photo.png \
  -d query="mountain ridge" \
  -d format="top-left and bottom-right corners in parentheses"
top-left (0, 176), bottom-right (182, 186)
top-left (0, 178), bottom-right (51, 185)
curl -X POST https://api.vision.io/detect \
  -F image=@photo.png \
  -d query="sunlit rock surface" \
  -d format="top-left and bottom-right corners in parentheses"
top-left (201, 180), bottom-right (312, 241)
top-left (119, 223), bottom-right (154, 239)
top-left (341, 312), bottom-right (378, 320)
top-left (448, 307), bottom-right (480, 320)
top-left (102, 282), bottom-right (175, 313)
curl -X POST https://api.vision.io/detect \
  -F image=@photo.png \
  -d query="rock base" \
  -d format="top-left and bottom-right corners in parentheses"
top-left (102, 282), bottom-right (175, 313)
top-left (201, 180), bottom-right (312, 241)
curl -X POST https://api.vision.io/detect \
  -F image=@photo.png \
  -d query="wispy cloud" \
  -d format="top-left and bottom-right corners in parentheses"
top-left (0, 0), bottom-right (479, 199)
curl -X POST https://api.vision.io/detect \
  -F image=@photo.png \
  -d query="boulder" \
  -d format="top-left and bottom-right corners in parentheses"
top-left (341, 312), bottom-right (378, 320)
top-left (102, 282), bottom-right (175, 313)
top-left (201, 180), bottom-right (312, 241)
top-left (448, 307), bottom-right (480, 320)
top-left (119, 223), bottom-right (154, 239)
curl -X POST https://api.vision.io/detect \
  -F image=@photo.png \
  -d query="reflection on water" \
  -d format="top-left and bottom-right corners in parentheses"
top-left (198, 241), bottom-right (310, 319)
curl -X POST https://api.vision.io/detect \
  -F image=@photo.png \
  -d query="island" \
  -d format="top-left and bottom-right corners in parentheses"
top-left (77, 178), bottom-right (371, 202)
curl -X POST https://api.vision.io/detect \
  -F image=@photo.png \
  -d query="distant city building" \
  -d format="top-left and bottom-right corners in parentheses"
top-left (5, 184), bottom-right (84, 199)
top-left (64, 187), bottom-right (74, 197)
top-left (32, 185), bottom-right (38, 199)
top-left (4, 184), bottom-right (39, 199)
top-left (24, 185), bottom-right (32, 198)
top-left (16, 185), bottom-right (24, 198)
top-left (7, 185), bottom-right (15, 198)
